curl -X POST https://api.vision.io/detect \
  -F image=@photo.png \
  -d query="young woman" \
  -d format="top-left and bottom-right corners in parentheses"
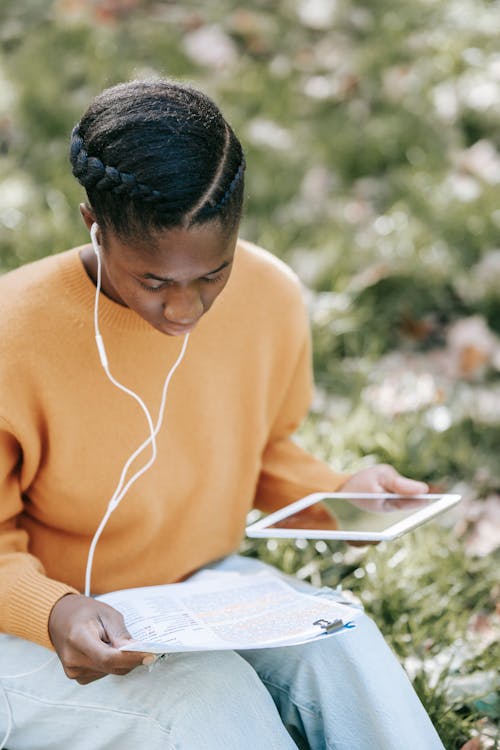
top-left (0, 79), bottom-right (444, 749)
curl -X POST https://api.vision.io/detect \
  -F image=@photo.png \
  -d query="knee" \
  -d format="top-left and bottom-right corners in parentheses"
top-left (161, 651), bottom-right (272, 723)
top-left (176, 651), bottom-right (265, 713)
top-left (159, 651), bottom-right (288, 746)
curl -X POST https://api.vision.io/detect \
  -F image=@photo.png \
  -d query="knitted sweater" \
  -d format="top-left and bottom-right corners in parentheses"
top-left (0, 239), bottom-right (348, 649)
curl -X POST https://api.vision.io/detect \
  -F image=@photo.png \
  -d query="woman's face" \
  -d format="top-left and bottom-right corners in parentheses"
top-left (81, 209), bottom-right (238, 336)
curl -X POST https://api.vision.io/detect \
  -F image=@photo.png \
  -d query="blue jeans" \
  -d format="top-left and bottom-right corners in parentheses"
top-left (0, 556), bottom-right (444, 750)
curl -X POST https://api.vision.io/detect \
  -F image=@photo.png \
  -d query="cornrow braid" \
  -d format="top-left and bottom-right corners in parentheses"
top-left (196, 156), bottom-right (247, 219)
top-left (211, 156), bottom-right (246, 212)
top-left (70, 126), bottom-right (165, 204)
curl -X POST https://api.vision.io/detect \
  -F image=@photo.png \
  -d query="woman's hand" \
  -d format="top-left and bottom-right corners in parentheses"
top-left (48, 593), bottom-right (150, 684)
top-left (340, 464), bottom-right (429, 512)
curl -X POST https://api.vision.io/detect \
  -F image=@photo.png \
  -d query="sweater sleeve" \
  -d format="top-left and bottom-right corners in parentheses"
top-left (0, 419), bottom-right (78, 649)
top-left (253, 299), bottom-right (351, 513)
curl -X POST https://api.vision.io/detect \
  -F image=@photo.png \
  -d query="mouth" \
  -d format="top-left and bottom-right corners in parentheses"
top-left (159, 319), bottom-right (199, 336)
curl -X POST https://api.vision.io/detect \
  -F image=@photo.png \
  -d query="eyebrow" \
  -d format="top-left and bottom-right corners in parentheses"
top-left (141, 260), bottom-right (232, 283)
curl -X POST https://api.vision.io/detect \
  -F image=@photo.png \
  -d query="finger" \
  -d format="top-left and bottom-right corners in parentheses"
top-left (96, 606), bottom-right (134, 648)
top-left (75, 668), bottom-right (133, 685)
top-left (63, 647), bottom-right (141, 678)
top-left (66, 657), bottom-right (138, 681)
top-left (95, 609), bottom-right (153, 665)
top-left (379, 468), bottom-right (428, 495)
top-left (71, 622), bottom-right (146, 673)
top-left (104, 624), bottom-right (135, 649)
top-left (96, 604), bottom-right (153, 666)
top-left (393, 476), bottom-right (429, 495)
top-left (76, 671), bottom-right (109, 685)
top-left (66, 665), bottom-right (107, 682)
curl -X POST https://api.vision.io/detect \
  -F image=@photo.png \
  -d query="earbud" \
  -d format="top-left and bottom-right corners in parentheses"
top-left (90, 222), bottom-right (100, 256)
top-left (89, 221), bottom-right (108, 370)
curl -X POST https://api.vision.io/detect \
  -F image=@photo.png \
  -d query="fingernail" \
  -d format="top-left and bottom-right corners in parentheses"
top-left (142, 655), bottom-right (155, 666)
top-left (410, 480), bottom-right (427, 489)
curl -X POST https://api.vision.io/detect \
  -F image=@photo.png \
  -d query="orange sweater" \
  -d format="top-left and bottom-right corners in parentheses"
top-left (0, 239), bottom-right (349, 649)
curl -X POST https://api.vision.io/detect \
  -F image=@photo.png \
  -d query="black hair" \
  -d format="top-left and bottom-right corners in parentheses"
top-left (70, 79), bottom-right (245, 241)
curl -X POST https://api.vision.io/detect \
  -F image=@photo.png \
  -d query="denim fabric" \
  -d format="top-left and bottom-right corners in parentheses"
top-left (0, 556), bottom-right (444, 750)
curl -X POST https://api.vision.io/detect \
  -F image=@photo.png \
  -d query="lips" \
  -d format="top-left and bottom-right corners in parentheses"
top-left (160, 319), bottom-right (199, 336)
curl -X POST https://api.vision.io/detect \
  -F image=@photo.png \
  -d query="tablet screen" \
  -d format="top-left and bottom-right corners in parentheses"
top-left (246, 493), bottom-right (462, 541)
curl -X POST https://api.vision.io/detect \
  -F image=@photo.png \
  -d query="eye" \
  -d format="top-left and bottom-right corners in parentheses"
top-left (138, 280), bottom-right (166, 293)
top-left (202, 272), bottom-right (224, 285)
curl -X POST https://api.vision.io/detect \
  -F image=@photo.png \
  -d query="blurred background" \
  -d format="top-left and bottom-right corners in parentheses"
top-left (0, 1), bottom-right (499, 747)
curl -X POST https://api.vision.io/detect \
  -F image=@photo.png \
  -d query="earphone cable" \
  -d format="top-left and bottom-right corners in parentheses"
top-left (84, 332), bottom-right (189, 595)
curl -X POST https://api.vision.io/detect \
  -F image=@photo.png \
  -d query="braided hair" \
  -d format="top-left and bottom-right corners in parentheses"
top-left (70, 79), bottom-right (245, 241)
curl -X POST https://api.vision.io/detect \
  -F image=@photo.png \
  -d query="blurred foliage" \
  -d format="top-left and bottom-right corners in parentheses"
top-left (1, 0), bottom-right (499, 747)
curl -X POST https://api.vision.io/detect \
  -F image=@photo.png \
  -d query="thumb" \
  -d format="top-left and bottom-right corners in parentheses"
top-left (100, 608), bottom-right (133, 648)
top-left (389, 473), bottom-right (428, 495)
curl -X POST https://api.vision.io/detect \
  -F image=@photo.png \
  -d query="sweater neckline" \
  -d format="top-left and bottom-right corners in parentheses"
top-left (58, 246), bottom-right (170, 333)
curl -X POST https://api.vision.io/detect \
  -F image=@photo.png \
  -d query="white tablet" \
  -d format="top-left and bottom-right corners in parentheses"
top-left (245, 492), bottom-right (462, 542)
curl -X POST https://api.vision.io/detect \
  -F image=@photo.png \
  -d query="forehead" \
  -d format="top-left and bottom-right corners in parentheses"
top-left (105, 223), bottom-right (237, 278)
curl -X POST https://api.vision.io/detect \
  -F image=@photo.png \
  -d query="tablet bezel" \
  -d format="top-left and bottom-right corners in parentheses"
top-left (245, 492), bottom-right (462, 542)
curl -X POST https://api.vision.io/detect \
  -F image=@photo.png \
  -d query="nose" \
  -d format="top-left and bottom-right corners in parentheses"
top-left (162, 285), bottom-right (203, 326)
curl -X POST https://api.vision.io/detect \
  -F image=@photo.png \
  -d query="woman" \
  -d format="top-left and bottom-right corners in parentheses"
top-left (0, 79), bottom-right (444, 749)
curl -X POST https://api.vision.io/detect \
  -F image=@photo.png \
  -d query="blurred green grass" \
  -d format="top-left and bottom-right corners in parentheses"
top-left (0, 1), bottom-right (499, 747)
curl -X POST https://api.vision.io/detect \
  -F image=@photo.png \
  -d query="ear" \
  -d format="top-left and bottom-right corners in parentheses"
top-left (79, 203), bottom-right (97, 232)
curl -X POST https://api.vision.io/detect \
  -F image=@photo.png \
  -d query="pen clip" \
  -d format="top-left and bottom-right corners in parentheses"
top-left (313, 617), bottom-right (345, 634)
